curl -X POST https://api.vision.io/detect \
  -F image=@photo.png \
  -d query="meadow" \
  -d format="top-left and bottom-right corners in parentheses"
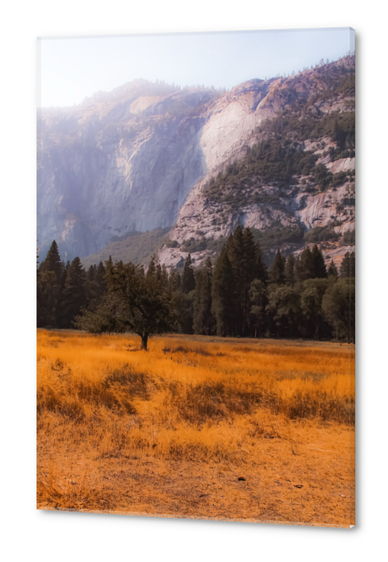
top-left (37, 329), bottom-right (355, 527)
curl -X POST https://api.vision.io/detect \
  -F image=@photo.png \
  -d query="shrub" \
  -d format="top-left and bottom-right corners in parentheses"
top-left (304, 225), bottom-right (339, 243)
top-left (166, 240), bottom-right (179, 248)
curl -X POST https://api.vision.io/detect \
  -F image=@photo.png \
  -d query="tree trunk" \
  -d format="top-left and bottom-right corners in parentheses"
top-left (140, 333), bottom-right (148, 351)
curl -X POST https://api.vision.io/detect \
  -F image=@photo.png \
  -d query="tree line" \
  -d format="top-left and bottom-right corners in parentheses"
top-left (37, 227), bottom-right (355, 349)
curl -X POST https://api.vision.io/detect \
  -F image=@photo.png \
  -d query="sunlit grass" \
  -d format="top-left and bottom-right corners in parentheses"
top-left (37, 329), bottom-right (355, 526)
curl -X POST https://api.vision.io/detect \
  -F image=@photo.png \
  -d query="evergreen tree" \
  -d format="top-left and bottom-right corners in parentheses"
top-left (327, 260), bottom-right (339, 279)
top-left (269, 250), bottom-right (286, 285)
top-left (311, 244), bottom-right (327, 278)
top-left (37, 270), bottom-right (58, 327)
top-left (244, 228), bottom-right (267, 283)
top-left (182, 254), bottom-right (196, 294)
top-left (255, 239), bottom-right (268, 284)
top-left (96, 261), bottom-right (107, 295)
top-left (155, 263), bottom-right (163, 282)
top-left (285, 254), bottom-right (296, 285)
top-left (211, 248), bottom-right (235, 336)
top-left (56, 260), bottom-right (70, 327)
top-left (340, 251), bottom-right (355, 278)
top-left (61, 257), bottom-right (87, 328)
top-left (146, 255), bottom-right (157, 279)
top-left (168, 269), bottom-right (177, 290)
top-left (226, 226), bottom-right (266, 336)
top-left (40, 240), bottom-right (63, 284)
top-left (85, 264), bottom-right (101, 312)
top-left (249, 279), bottom-right (268, 338)
top-left (295, 247), bottom-right (315, 281)
top-left (161, 264), bottom-right (169, 285)
top-left (175, 292), bottom-right (194, 334)
top-left (175, 271), bottom-right (182, 291)
top-left (105, 255), bottom-right (113, 270)
top-left (193, 258), bottom-right (215, 335)
top-left (37, 240), bottom-right (64, 327)
top-left (226, 226), bottom-right (246, 334)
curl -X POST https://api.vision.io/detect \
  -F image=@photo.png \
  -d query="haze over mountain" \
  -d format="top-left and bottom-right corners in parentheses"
top-left (37, 55), bottom-right (355, 268)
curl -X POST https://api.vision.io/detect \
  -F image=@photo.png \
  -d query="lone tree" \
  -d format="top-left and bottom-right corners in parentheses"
top-left (103, 258), bottom-right (176, 350)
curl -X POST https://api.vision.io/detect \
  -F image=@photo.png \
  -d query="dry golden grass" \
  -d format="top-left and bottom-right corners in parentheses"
top-left (37, 329), bottom-right (355, 527)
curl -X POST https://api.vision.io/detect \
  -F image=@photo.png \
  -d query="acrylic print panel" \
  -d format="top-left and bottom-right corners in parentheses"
top-left (37, 28), bottom-right (355, 527)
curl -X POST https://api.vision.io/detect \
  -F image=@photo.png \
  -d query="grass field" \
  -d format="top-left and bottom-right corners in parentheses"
top-left (37, 329), bottom-right (355, 527)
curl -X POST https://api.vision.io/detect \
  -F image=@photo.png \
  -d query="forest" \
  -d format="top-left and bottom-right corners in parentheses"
top-left (37, 226), bottom-right (355, 348)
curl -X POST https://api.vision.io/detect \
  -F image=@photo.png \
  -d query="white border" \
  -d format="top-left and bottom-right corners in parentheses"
top-left (1, 2), bottom-right (387, 561)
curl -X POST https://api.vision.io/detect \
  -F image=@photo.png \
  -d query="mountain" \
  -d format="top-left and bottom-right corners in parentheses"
top-left (37, 57), bottom-right (355, 268)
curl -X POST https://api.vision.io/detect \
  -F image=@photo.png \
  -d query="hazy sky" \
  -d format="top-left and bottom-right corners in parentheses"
top-left (38, 28), bottom-right (355, 108)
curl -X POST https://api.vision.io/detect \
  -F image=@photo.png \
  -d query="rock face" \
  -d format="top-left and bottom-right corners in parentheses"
top-left (37, 57), bottom-right (355, 265)
top-left (38, 82), bottom-right (214, 260)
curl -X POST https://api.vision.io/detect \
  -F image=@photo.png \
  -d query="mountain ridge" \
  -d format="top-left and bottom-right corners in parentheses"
top-left (37, 55), bottom-right (355, 267)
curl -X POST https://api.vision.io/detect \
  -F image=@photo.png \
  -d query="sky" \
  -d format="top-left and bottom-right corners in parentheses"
top-left (38, 28), bottom-right (355, 108)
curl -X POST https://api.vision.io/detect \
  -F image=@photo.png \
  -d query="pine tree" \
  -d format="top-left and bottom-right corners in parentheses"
top-left (160, 264), bottom-right (168, 285)
top-left (269, 250), bottom-right (286, 285)
top-left (175, 292), bottom-right (194, 334)
top-left (327, 260), bottom-right (338, 278)
top-left (243, 228), bottom-right (267, 283)
top-left (295, 247), bottom-right (314, 281)
top-left (168, 269), bottom-right (177, 290)
top-left (37, 240), bottom-right (64, 327)
top-left (211, 248), bottom-right (235, 336)
top-left (300, 278), bottom-right (330, 340)
top-left (255, 239), bottom-right (268, 284)
top-left (156, 263), bottom-right (163, 282)
top-left (61, 257), bottom-right (87, 328)
top-left (340, 251), bottom-right (355, 278)
top-left (96, 261), bottom-right (107, 295)
top-left (182, 254), bottom-right (196, 294)
top-left (105, 255), bottom-right (113, 271)
top-left (225, 226), bottom-right (266, 336)
top-left (85, 264), bottom-right (100, 312)
top-left (193, 258), bottom-right (214, 335)
top-left (285, 254), bottom-right (296, 285)
top-left (37, 270), bottom-right (58, 327)
top-left (55, 260), bottom-right (70, 327)
top-left (311, 245), bottom-right (327, 278)
top-left (40, 240), bottom-right (63, 284)
top-left (174, 271), bottom-right (182, 291)
top-left (225, 226), bottom-right (245, 334)
top-left (249, 279), bottom-right (267, 338)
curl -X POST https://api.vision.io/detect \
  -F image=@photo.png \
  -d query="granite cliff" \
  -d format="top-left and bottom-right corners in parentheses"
top-left (37, 57), bottom-right (355, 267)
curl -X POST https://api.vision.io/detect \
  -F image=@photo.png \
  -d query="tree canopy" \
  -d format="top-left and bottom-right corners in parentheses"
top-left (38, 235), bottom-right (355, 344)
